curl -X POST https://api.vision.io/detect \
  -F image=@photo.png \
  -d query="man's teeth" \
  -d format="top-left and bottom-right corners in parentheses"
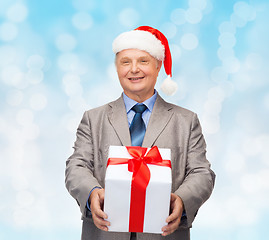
top-left (129, 77), bottom-right (144, 80)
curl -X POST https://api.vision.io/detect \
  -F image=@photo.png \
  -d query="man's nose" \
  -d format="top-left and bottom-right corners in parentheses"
top-left (130, 62), bottom-right (139, 73)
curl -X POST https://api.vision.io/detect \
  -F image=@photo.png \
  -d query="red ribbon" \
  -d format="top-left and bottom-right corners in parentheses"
top-left (107, 146), bottom-right (171, 232)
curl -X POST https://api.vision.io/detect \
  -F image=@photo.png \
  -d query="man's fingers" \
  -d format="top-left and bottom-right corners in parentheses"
top-left (90, 188), bottom-right (110, 231)
top-left (93, 206), bottom-right (108, 220)
top-left (166, 206), bottom-right (180, 223)
top-left (162, 193), bottom-right (184, 236)
top-left (91, 189), bottom-right (107, 218)
top-left (166, 213), bottom-right (179, 224)
top-left (162, 215), bottom-right (181, 236)
top-left (92, 212), bottom-right (110, 231)
top-left (166, 194), bottom-right (181, 223)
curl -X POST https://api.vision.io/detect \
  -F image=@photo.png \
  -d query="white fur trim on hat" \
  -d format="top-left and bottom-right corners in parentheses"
top-left (112, 30), bottom-right (165, 61)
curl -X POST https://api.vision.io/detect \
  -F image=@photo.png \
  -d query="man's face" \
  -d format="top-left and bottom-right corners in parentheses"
top-left (115, 49), bottom-right (161, 102)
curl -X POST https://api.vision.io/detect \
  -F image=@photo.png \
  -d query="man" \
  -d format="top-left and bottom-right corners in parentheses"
top-left (65, 26), bottom-right (215, 240)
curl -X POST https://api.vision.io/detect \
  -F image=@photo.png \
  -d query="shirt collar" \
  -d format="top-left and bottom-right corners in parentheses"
top-left (123, 90), bottom-right (157, 113)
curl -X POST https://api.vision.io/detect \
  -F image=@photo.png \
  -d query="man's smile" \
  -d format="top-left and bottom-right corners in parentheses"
top-left (128, 76), bottom-right (145, 81)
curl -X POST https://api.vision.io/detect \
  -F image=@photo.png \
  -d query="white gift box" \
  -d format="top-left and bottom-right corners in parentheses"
top-left (104, 145), bottom-right (172, 234)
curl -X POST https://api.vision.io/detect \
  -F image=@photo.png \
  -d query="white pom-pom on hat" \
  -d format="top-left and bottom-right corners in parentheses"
top-left (160, 75), bottom-right (178, 96)
top-left (112, 26), bottom-right (178, 95)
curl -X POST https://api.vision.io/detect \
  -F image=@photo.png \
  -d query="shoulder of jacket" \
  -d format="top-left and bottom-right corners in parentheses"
top-left (85, 103), bottom-right (109, 114)
top-left (171, 103), bottom-right (195, 116)
top-left (84, 96), bottom-right (122, 116)
top-left (158, 95), bottom-right (196, 117)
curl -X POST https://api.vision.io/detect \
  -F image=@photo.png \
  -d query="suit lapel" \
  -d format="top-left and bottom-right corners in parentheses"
top-left (142, 94), bottom-right (174, 147)
top-left (107, 94), bottom-right (173, 147)
top-left (108, 95), bottom-right (131, 146)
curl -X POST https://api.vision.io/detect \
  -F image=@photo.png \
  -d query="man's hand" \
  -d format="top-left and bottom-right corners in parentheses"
top-left (161, 193), bottom-right (184, 236)
top-left (89, 188), bottom-right (110, 231)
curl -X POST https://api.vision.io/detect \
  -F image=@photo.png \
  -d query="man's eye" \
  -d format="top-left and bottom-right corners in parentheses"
top-left (140, 59), bottom-right (148, 63)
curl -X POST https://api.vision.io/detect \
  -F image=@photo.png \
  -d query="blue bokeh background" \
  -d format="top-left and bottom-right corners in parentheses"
top-left (1, 0), bottom-right (269, 239)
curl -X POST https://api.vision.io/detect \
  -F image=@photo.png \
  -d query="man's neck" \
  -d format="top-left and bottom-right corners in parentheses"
top-left (123, 90), bottom-right (155, 103)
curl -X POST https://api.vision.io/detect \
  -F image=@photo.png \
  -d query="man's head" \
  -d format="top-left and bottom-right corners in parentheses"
top-left (112, 26), bottom-right (177, 100)
top-left (115, 48), bottom-right (162, 102)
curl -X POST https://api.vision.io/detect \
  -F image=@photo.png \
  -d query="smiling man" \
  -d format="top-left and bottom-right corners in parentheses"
top-left (65, 26), bottom-right (215, 240)
top-left (116, 48), bottom-right (161, 103)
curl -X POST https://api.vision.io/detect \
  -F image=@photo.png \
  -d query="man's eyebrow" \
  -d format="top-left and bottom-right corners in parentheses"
top-left (119, 57), bottom-right (130, 61)
top-left (138, 55), bottom-right (151, 59)
top-left (118, 55), bottom-right (150, 61)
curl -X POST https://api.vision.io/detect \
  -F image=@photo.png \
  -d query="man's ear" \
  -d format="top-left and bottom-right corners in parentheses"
top-left (157, 60), bottom-right (162, 71)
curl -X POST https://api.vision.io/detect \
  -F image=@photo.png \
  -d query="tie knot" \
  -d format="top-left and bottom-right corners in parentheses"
top-left (132, 104), bottom-right (147, 114)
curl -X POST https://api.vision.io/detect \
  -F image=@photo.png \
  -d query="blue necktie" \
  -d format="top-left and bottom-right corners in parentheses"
top-left (129, 104), bottom-right (147, 146)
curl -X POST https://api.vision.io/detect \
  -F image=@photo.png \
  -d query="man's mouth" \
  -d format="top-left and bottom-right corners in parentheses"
top-left (128, 77), bottom-right (145, 81)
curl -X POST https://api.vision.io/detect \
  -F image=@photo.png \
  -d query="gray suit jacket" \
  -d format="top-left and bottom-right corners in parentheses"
top-left (65, 94), bottom-right (215, 240)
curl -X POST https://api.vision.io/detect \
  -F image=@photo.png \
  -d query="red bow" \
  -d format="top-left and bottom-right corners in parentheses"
top-left (107, 146), bottom-right (171, 232)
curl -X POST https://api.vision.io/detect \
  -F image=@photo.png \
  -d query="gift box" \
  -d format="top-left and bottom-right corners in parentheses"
top-left (104, 145), bottom-right (172, 234)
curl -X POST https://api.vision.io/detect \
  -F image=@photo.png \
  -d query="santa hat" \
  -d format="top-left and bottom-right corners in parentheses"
top-left (112, 26), bottom-right (178, 96)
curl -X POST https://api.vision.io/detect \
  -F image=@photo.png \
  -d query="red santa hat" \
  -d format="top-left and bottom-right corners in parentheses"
top-left (112, 26), bottom-right (178, 96)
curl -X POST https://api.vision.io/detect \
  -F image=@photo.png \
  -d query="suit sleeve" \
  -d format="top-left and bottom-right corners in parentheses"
top-left (65, 111), bottom-right (102, 215)
top-left (174, 113), bottom-right (216, 227)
